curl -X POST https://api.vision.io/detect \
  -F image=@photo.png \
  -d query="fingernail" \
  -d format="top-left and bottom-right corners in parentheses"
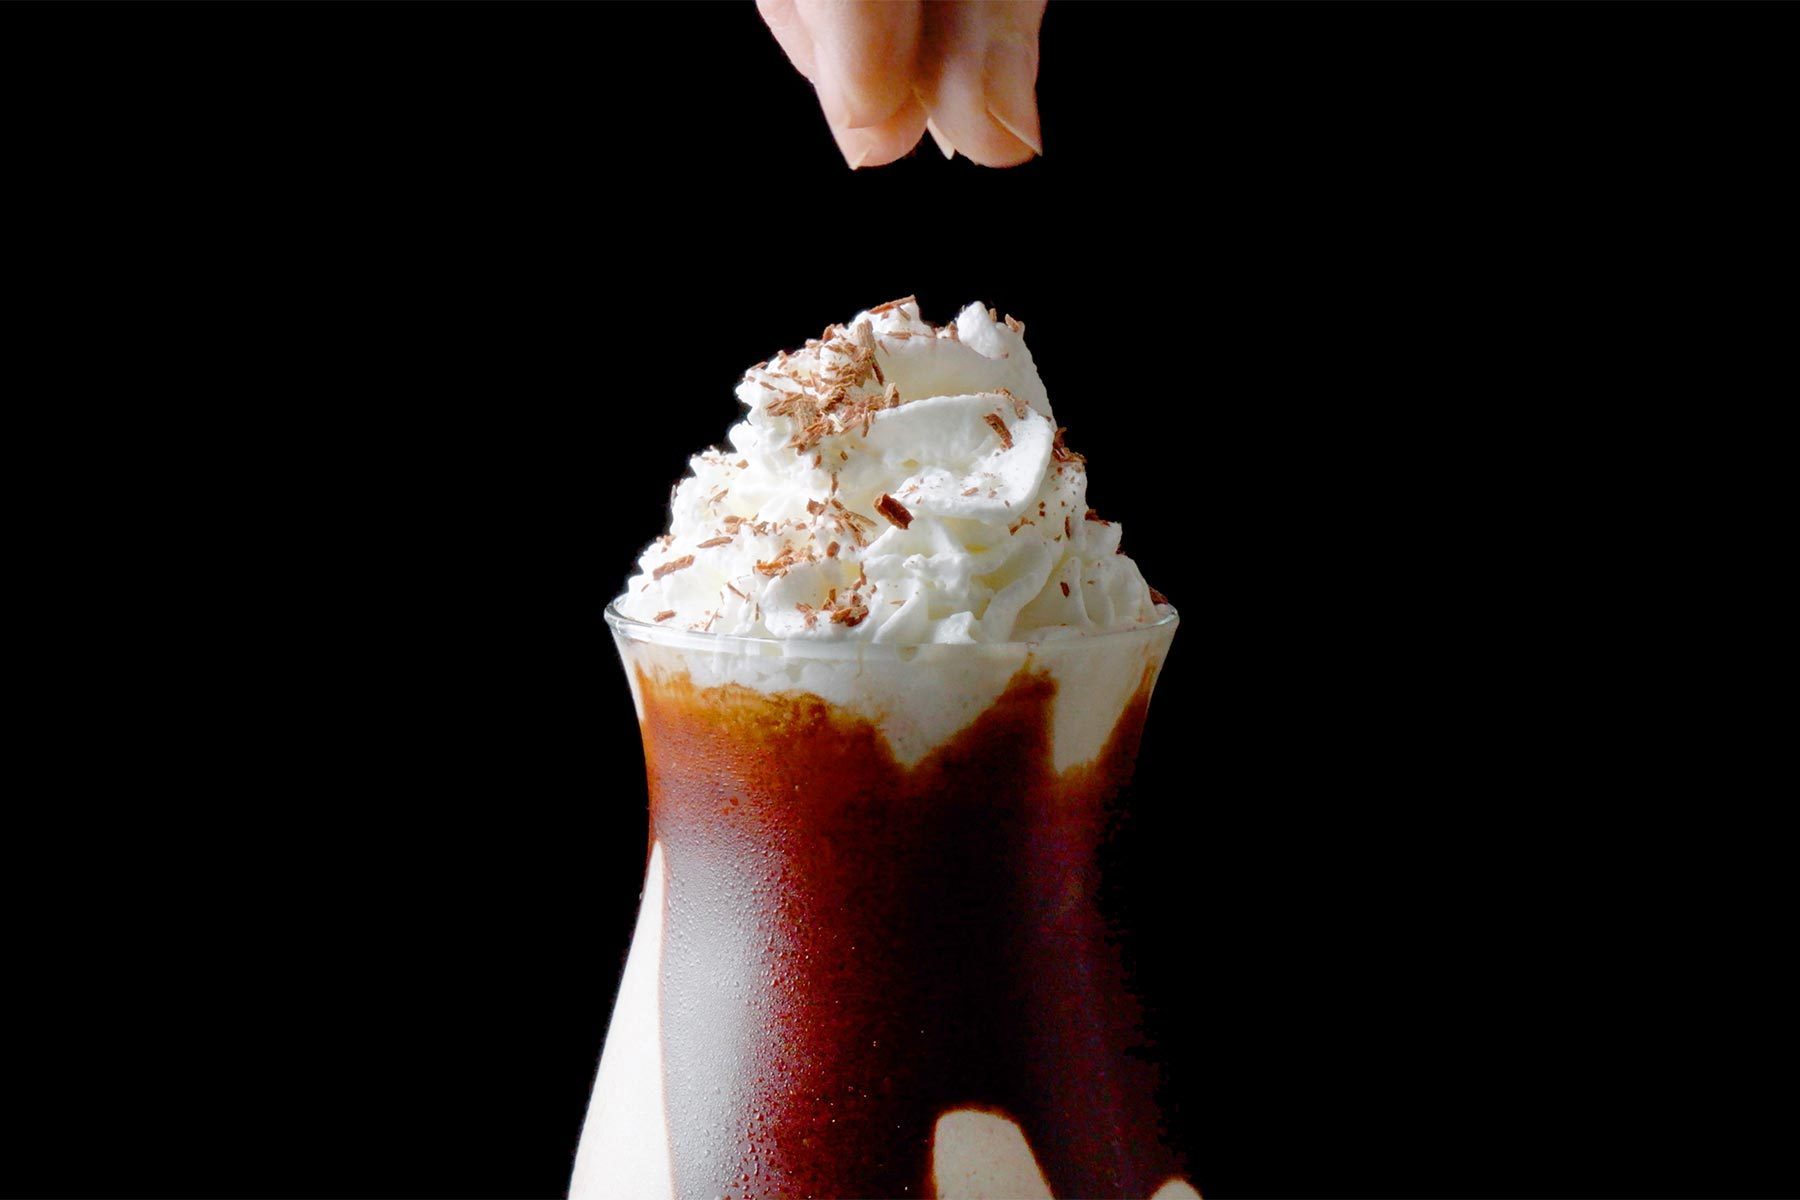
top-left (818, 61), bottom-right (900, 131)
top-left (983, 33), bottom-right (1043, 157)
top-left (817, 80), bottom-right (859, 132)
top-left (924, 116), bottom-right (957, 160)
top-left (828, 121), bottom-right (878, 170)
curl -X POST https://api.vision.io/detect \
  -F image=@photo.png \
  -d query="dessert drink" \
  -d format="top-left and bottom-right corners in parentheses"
top-left (574, 300), bottom-right (1193, 1199)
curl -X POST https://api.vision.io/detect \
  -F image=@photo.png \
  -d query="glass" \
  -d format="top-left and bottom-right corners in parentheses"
top-left (571, 602), bottom-right (1194, 1200)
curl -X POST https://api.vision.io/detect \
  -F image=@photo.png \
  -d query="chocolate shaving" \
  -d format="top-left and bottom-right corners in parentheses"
top-left (850, 321), bottom-right (885, 386)
top-left (828, 499), bottom-right (877, 546)
top-left (708, 488), bottom-right (728, 504)
top-left (962, 487), bottom-right (979, 496)
top-left (806, 499), bottom-right (827, 516)
top-left (795, 602), bottom-right (818, 630)
top-left (829, 602), bottom-right (869, 628)
top-left (736, 460), bottom-right (749, 469)
top-left (874, 493), bottom-right (913, 529)
top-left (697, 536), bottom-right (733, 548)
top-left (725, 582), bottom-right (748, 600)
top-left (654, 610), bottom-right (676, 622)
top-left (1004, 314), bottom-right (1025, 335)
top-left (825, 541), bottom-right (840, 558)
top-left (1050, 427), bottom-right (1085, 464)
top-left (982, 412), bottom-right (1013, 449)
top-left (754, 548), bottom-right (803, 576)
top-left (1060, 581), bottom-right (1071, 597)
top-left (652, 555), bottom-right (695, 580)
top-left (1064, 515), bottom-right (1073, 540)
top-left (1085, 509), bottom-right (1109, 524)
top-left (1149, 586), bottom-right (1170, 606)
top-left (766, 393), bottom-right (815, 420)
top-left (867, 295), bottom-right (916, 314)
top-left (998, 386), bottom-right (1028, 419)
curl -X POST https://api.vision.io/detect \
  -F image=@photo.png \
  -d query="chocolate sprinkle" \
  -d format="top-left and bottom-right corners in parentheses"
top-left (830, 602), bottom-right (869, 628)
top-left (874, 493), bottom-right (913, 529)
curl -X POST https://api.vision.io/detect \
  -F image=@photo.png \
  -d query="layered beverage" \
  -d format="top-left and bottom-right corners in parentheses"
top-left (574, 300), bottom-right (1194, 1199)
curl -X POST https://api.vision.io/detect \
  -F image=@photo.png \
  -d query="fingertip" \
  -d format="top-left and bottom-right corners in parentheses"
top-left (914, 1), bottom-right (1044, 167)
top-left (983, 33), bottom-right (1043, 157)
top-left (919, 85), bottom-right (1037, 168)
top-left (828, 96), bottom-right (929, 170)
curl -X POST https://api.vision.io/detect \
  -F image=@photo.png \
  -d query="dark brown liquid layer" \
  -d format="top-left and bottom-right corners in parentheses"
top-left (639, 665), bottom-right (1186, 1199)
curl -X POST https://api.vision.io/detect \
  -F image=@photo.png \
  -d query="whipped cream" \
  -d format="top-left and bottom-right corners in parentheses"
top-left (620, 300), bottom-right (1163, 645)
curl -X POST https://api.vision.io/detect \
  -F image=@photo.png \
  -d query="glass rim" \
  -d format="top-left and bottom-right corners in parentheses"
top-left (603, 596), bottom-right (1178, 654)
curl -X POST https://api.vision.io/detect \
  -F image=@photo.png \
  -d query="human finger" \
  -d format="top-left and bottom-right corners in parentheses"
top-left (757, 0), bottom-right (820, 80)
top-left (916, 0), bottom-right (1045, 167)
top-left (829, 91), bottom-right (931, 169)
top-left (794, 0), bottom-right (923, 130)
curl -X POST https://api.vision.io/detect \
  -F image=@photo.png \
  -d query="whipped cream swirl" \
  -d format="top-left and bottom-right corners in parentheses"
top-left (620, 300), bottom-right (1163, 644)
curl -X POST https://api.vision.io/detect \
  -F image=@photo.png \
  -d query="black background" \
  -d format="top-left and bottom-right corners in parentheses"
top-left (7, 2), bottom-right (1794, 1198)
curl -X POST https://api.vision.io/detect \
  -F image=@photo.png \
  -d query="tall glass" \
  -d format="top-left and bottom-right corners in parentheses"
top-left (572, 602), bottom-right (1193, 1200)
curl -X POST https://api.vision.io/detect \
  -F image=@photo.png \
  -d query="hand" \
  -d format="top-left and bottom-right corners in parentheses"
top-left (757, 0), bottom-right (1047, 168)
